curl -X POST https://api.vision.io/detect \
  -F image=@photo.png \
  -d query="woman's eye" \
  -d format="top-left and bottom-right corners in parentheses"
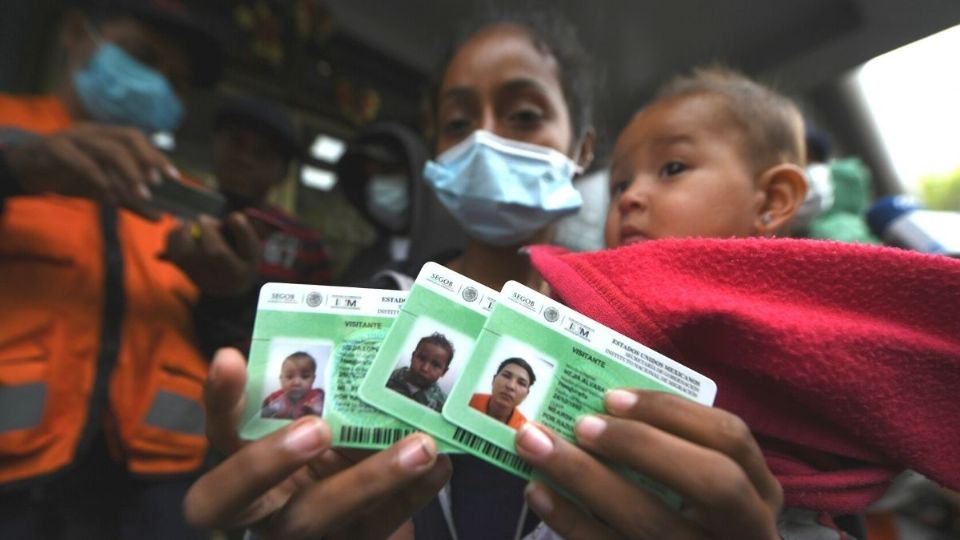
top-left (441, 117), bottom-right (472, 135)
top-left (660, 161), bottom-right (687, 176)
top-left (508, 108), bottom-right (544, 127)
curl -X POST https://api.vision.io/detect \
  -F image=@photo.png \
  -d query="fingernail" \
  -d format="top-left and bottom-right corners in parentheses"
top-left (517, 423), bottom-right (554, 458)
top-left (397, 436), bottom-right (435, 471)
top-left (575, 415), bottom-right (607, 441)
top-left (283, 417), bottom-right (327, 457)
top-left (138, 183), bottom-right (152, 200)
top-left (605, 389), bottom-right (639, 413)
top-left (525, 482), bottom-right (553, 515)
top-left (165, 164), bottom-right (181, 179)
top-left (149, 168), bottom-right (162, 185)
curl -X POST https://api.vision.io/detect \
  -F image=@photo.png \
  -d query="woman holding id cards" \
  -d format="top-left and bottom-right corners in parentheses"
top-left (183, 12), bottom-right (785, 540)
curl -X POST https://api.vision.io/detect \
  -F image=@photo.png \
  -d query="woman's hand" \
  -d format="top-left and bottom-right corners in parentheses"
top-left (184, 348), bottom-right (451, 539)
top-left (515, 389), bottom-right (782, 540)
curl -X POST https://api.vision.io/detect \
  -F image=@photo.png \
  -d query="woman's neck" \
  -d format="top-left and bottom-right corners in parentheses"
top-left (449, 240), bottom-right (539, 291)
top-left (486, 400), bottom-right (513, 424)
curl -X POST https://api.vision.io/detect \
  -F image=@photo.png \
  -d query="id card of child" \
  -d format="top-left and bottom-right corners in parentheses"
top-left (239, 283), bottom-right (408, 444)
top-left (442, 280), bottom-right (717, 488)
top-left (358, 262), bottom-right (497, 450)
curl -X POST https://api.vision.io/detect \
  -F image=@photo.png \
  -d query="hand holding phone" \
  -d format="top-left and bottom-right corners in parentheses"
top-left (126, 173), bottom-right (226, 221)
top-left (160, 212), bottom-right (261, 297)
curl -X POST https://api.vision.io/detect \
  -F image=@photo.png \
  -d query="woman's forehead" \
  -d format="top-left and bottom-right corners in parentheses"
top-left (440, 24), bottom-right (562, 96)
top-left (501, 364), bottom-right (527, 377)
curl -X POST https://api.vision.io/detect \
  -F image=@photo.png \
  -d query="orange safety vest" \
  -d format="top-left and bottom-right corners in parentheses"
top-left (0, 95), bottom-right (209, 485)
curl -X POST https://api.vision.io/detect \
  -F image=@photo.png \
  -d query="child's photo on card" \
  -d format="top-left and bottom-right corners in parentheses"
top-left (382, 319), bottom-right (471, 413)
top-left (239, 283), bottom-right (408, 443)
top-left (259, 339), bottom-right (331, 420)
top-left (359, 262), bottom-right (497, 449)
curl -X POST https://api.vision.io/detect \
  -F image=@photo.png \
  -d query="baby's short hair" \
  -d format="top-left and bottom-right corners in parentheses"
top-left (283, 351), bottom-right (317, 373)
top-left (654, 66), bottom-right (805, 172)
top-left (415, 332), bottom-right (456, 368)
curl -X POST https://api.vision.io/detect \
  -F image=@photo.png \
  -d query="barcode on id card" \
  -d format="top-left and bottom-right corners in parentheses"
top-left (339, 426), bottom-right (414, 446)
top-left (453, 427), bottom-right (531, 474)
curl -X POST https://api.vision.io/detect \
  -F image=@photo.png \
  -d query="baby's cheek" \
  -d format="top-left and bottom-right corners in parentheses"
top-left (603, 215), bottom-right (620, 248)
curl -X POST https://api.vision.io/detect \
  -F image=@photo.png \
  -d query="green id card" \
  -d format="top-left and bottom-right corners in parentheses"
top-left (358, 262), bottom-right (497, 452)
top-left (442, 280), bottom-right (717, 500)
top-left (239, 283), bottom-right (409, 445)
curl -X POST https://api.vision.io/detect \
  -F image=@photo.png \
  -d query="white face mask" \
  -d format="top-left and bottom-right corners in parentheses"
top-left (365, 173), bottom-right (410, 232)
top-left (423, 130), bottom-right (583, 246)
top-left (791, 163), bottom-right (836, 229)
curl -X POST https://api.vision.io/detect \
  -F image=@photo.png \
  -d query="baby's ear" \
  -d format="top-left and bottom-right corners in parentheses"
top-left (754, 163), bottom-right (807, 235)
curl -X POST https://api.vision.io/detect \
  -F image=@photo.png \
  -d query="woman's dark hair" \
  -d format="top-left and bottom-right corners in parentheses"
top-left (496, 357), bottom-right (536, 386)
top-left (433, 10), bottom-right (595, 140)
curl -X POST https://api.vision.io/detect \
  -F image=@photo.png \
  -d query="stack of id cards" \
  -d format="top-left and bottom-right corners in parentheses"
top-left (241, 264), bottom-right (716, 503)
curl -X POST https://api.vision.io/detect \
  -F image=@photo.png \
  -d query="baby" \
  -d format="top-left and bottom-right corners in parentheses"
top-left (605, 66), bottom-right (807, 245)
top-left (261, 351), bottom-right (325, 420)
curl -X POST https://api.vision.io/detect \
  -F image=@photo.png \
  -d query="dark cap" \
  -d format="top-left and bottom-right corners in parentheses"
top-left (74, 0), bottom-right (225, 88)
top-left (214, 96), bottom-right (301, 161)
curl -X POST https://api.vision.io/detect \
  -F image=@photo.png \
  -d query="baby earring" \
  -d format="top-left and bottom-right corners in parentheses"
top-left (760, 212), bottom-right (773, 225)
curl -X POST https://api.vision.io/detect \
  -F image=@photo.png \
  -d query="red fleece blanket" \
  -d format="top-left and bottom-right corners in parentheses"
top-left (528, 238), bottom-right (960, 514)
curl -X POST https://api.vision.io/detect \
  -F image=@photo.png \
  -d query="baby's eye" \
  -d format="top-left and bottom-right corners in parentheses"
top-left (659, 161), bottom-right (687, 176)
top-left (610, 179), bottom-right (631, 197)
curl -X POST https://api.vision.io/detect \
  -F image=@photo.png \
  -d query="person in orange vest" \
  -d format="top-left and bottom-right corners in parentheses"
top-left (0, 1), bottom-right (258, 538)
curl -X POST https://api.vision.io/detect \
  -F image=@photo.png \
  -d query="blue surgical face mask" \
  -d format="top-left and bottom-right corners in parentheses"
top-left (423, 130), bottom-right (583, 246)
top-left (73, 41), bottom-right (184, 133)
top-left (365, 173), bottom-right (410, 232)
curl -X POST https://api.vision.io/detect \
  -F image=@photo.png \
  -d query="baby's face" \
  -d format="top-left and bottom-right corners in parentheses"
top-left (279, 359), bottom-right (316, 401)
top-left (408, 342), bottom-right (450, 389)
top-left (604, 93), bottom-right (763, 247)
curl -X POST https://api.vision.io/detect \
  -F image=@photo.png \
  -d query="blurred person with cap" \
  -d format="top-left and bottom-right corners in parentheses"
top-left (336, 122), bottom-right (430, 288)
top-left (0, 1), bottom-right (257, 538)
top-left (193, 96), bottom-right (332, 356)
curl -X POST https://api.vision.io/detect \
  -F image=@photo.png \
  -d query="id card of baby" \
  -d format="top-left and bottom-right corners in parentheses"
top-left (239, 282), bottom-right (409, 446)
top-left (443, 280), bottom-right (717, 487)
top-left (358, 262), bottom-right (497, 451)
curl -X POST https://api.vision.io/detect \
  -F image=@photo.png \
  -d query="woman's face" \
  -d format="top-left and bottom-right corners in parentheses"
top-left (490, 363), bottom-right (532, 413)
top-left (435, 24), bottom-right (575, 157)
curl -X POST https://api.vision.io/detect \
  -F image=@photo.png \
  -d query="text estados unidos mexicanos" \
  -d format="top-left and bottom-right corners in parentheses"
top-left (607, 339), bottom-right (702, 398)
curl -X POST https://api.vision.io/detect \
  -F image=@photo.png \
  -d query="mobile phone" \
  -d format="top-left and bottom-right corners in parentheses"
top-left (148, 175), bottom-right (226, 219)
